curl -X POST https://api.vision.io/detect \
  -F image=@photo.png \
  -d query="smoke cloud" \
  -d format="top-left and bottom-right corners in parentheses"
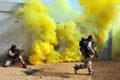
top-left (16, 0), bottom-right (120, 64)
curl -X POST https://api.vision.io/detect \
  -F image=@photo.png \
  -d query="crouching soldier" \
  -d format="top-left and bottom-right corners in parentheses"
top-left (4, 44), bottom-right (27, 68)
top-left (74, 35), bottom-right (97, 75)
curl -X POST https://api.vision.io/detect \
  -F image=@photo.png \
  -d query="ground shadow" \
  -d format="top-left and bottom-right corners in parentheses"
top-left (23, 68), bottom-right (71, 79)
top-left (23, 66), bottom-right (93, 79)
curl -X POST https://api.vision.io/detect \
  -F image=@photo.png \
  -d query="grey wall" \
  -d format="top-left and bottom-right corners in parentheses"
top-left (100, 29), bottom-right (113, 60)
top-left (0, 2), bottom-right (31, 64)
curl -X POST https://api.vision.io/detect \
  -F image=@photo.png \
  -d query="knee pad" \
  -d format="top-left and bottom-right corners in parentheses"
top-left (86, 60), bottom-right (92, 67)
top-left (88, 61), bottom-right (92, 65)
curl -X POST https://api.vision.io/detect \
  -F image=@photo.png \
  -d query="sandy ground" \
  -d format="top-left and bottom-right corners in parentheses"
top-left (0, 60), bottom-right (120, 80)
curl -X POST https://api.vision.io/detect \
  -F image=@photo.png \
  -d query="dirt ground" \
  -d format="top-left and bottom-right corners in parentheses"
top-left (0, 60), bottom-right (120, 80)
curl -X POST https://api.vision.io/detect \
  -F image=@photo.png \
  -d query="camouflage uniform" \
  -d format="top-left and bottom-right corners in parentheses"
top-left (4, 45), bottom-right (27, 68)
top-left (74, 35), bottom-right (95, 75)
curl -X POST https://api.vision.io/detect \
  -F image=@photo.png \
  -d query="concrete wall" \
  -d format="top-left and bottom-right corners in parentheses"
top-left (0, 2), bottom-right (30, 63)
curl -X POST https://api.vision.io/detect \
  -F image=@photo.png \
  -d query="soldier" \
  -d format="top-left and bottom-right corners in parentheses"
top-left (74, 35), bottom-right (97, 75)
top-left (4, 44), bottom-right (27, 68)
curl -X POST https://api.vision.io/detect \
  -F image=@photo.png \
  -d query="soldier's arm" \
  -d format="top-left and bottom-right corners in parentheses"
top-left (87, 41), bottom-right (95, 54)
top-left (8, 50), bottom-right (15, 56)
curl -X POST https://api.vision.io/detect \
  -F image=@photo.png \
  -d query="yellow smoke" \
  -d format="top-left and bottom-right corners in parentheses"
top-left (78, 0), bottom-right (120, 50)
top-left (16, 0), bottom-right (82, 65)
top-left (17, 0), bottom-right (58, 45)
top-left (16, 0), bottom-right (120, 64)
top-left (112, 5), bottom-right (120, 58)
top-left (112, 30), bottom-right (120, 58)
top-left (56, 21), bottom-right (82, 62)
top-left (29, 40), bottom-right (54, 64)
top-left (17, 0), bottom-right (60, 65)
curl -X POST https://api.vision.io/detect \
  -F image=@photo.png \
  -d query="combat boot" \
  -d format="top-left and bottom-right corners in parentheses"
top-left (74, 64), bottom-right (82, 74)
top-left (22, 64), bottom-right (27, 68)
top-left (88, 68), bottom-right (95, 75)
top-left (4, 60), bottom-right (11, 67)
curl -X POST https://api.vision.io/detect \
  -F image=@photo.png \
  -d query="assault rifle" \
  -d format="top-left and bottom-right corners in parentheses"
top-left (8, 49), bottom-right (25, 58)
top-left (14, 49), bottom-right (25, 57)
top-left (92, 42), bottom-right (98, 58)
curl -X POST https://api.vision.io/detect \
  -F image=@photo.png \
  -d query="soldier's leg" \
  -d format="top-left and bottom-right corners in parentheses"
top-left (4, 59), bottom-right (12, 67)
top-left (87, 60), bottom-right (94, 75)
top-left (11, 58), bottom-right (16, 65)
top-left (74, 59), bottom-right (88, 74)
top-left (18, 55), bottom-right (27, 68)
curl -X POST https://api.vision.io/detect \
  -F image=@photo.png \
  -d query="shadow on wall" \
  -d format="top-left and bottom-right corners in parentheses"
top-left (0, 50), bottom-right (8, 66)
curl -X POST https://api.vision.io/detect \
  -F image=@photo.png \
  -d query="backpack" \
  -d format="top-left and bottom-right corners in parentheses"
top-left (79, 38), bottom-right (98, 58)
top-left (79, 38), bottom-right (88, 49)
